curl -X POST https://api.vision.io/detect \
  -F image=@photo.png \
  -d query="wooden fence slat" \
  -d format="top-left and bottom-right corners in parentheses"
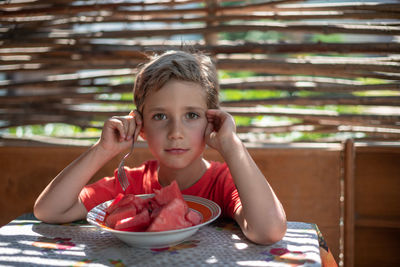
top-left (222, 96), bottom-right (400, 107)
top-left (2, 42), bottom-right (400, 56)
top-left (1, 0), bottom-right (399, 143)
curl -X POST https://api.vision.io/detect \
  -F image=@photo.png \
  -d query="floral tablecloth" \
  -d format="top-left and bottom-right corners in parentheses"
top-left (0, 214), bottom-right (325, 266)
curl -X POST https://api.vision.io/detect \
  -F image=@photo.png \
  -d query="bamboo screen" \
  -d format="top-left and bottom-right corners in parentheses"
top-left (1, 0), bottom-right (399, 145)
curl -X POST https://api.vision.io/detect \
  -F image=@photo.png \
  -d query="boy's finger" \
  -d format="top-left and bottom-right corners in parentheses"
top-left (206, 109), bottom-right (217, 117)
top-left (134, 123), bottom-right (141, 141)
top-left (133, 109), bottom-right (143, 124)
top-left (125, 118), bottom-right (136, 141)
top-left (206, 109), bottom-right (217, 123)
top-left (110, 117), bottom-right (126, 141)
top-left (206, 109), bottom-right (227, 121)
top-left (120, 118), bottom-right (131, 141)
top-left (204, 122), bottom-right (214, 136)
top-left (133, 110), bottom-right (143, 141)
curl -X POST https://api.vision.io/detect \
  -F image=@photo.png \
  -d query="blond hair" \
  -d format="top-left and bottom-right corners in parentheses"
top-left (133, 50), bottom-right (219, 112)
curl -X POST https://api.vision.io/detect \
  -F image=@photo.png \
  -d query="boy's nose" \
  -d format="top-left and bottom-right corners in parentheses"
top-left (167, 118), bottom-right (184, 140)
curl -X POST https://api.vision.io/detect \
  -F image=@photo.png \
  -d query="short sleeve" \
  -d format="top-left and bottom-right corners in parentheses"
top-left (182, 161), bottom-right (242, 219)
top-left (79, 161), bottom-right (158, 212)
top-left (79, 168), bottom-right (123, 212)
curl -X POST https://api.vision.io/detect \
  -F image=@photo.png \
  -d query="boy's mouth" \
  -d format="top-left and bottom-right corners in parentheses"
top-left (164, 148), bottom-right (189, 154)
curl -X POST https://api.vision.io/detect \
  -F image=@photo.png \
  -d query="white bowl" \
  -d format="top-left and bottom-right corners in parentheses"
top-left (87, 194), bottom-right (221, 248)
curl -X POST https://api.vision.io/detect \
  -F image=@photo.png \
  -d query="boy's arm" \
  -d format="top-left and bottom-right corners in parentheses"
top-left (205, 109), bottom-right (287, 245)
top-left (34, 143), bottom-right (115, 223)
top-left (34, 112), bottom-right (141, 224)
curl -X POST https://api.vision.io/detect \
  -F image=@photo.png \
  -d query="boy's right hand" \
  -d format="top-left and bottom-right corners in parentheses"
top-left (98, 110), bottom-right (142, 155)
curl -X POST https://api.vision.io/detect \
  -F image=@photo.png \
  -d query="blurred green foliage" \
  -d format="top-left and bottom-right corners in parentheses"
top-left (311, 34), bottom-right (343, 43)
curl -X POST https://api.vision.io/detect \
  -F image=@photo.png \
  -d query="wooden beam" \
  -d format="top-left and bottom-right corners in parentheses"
top-left (344, 138), bottom-right (355, 267)
top-left (222, 96), bottom-right (400, 107)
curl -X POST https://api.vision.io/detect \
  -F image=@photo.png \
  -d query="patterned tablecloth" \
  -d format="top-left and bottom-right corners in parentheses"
top-left (0, 214), bottom-right (323, 267)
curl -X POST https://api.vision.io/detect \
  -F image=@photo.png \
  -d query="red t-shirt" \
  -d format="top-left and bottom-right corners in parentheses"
top-left (79, 160), bottom-right (242, 218)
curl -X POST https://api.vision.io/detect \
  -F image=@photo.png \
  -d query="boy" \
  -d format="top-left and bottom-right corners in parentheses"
top-left (34, 50), bottom-right (286, 245)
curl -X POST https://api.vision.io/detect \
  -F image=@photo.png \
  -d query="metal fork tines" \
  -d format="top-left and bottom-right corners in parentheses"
top-left (117, 140), bottom-right (135, 191)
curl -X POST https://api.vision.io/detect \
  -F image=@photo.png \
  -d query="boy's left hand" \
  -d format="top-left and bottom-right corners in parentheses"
top-left (205, 109), bottom-right (238, 153)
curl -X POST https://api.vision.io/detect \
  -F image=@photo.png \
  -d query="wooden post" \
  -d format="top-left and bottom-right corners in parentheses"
top-left (204, 0), bottom-right (219, 48)
top-left (344, 139), bottom-right (355, 267)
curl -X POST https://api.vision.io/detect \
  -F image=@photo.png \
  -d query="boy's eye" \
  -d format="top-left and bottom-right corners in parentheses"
top-left (153, 113), bottom-right (167, 120)
top-left (186, 112), bottom-right (200, 119)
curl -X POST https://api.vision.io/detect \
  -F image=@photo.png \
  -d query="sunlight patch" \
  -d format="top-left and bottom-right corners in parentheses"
top-left (234, 242), bottom-right (248, 250)
top-left (205, 255), bottom-right (218, 264)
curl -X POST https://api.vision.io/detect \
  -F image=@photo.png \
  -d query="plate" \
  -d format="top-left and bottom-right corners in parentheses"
top-left (87, 194), bottom-right (221, 248)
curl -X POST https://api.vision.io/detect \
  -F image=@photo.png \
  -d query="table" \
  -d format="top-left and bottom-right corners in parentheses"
top-left (0, 214), bottom-right (327, 266)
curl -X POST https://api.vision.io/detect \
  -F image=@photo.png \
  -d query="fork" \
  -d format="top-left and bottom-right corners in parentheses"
top-left (117, 138), bottom-right (135, 191)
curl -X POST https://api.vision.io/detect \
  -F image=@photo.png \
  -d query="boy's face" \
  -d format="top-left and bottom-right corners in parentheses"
top-left (141, 79), bottom-right (208, 170)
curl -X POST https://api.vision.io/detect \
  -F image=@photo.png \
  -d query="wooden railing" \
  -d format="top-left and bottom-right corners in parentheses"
top-left (1, 141), bottom-right (399, 265)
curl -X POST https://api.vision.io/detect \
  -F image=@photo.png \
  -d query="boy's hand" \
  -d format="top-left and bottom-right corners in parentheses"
top-left (98, 110), bottom-right (142, 155)
top-left (205, 109), bottom-right (238, 153)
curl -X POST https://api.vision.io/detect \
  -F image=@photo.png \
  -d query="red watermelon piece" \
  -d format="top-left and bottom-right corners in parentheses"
top-left (114, 209), bottom-right (151, 231)
top-left (117, 194), bottom-right (136, 207)
top-left (154, 180), bottom-right (185, 207)
top-left (150, 206), bottom-right (162, 220)
top-left (105, 193), bottom-right (124, 215)
top-left (146, 198), bottom-right (191, 232)
top-left (105, 204), bottom-right (137, 228)
top-left (185, 209), bottom-right (202, 226)
top-left (132, 196), bottom-right (151, 212)
top-left (148, 197), bottom-right (161, 212)
top-left (105, 194), bottom-right (139, 215)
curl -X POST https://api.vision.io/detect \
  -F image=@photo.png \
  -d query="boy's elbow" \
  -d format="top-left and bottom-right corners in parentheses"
top-left (34, 199), bottom-right (87, 224)
top-left (248, 219), bottom-right (287, 245)
top-left (266, 222), bottom-right (287, 245)
top-left (33, 202), bottom-right (48, 223)
top-left (33, 201), bottom-right (57, 224)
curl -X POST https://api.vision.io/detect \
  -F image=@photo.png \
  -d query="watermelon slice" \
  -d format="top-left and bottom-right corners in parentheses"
top-left (148, 197), bottom-right (161, 212)
top-left (132, 196), bottom-right (151, 212)
top-left (105, 204), bottom-right (137, 228)
top-left (114, 209), bottom-right (151, 231)
top-left (185, 209), bottom-right (202, 226)
top-left (147, 198), bottom-right (192, 232)
top-left (105, 193), bottom-right (124, 215)
top-left (117, 194), bottom-right (136, 207)
top-left (154, 180), bottom-right (185, 206)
